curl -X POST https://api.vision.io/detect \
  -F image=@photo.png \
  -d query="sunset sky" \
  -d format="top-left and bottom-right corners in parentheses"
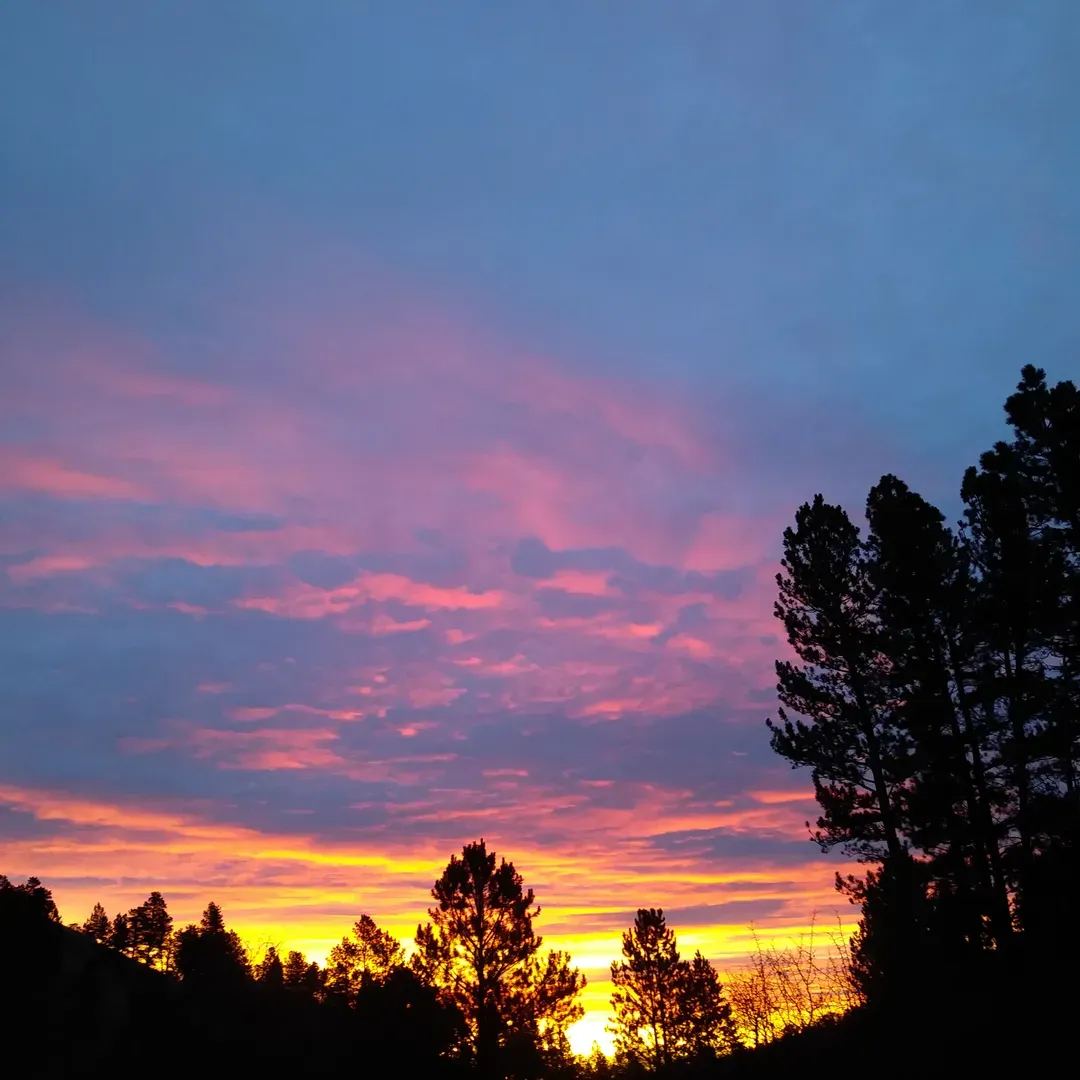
top-left (2, 2), bottom-right (1078, 1053)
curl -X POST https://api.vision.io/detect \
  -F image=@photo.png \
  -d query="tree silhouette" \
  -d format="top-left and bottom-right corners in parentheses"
top-left (282, 949), bottom-right (324, 998)
top-left (766, 495), bottom-right (911, 865)
top-left (868, 474), bottom-right (1014, 952)
top-left (326, 913), bottom-right (404, 999)
top-left (255, 944), bottom-right (285, 988)
top-left (609, 910), bottom-right (738, 1069)
top-left (766, 366), bottom-right (1080, 1023)
top-left (128, 890), bottom-right (173, 970)
top-left (174, 902), bottom-right (250, 987)
top-left (609, 908), bottom-right (684, 1070)
top-left (765, 495), bottom-right (922, 990)
top-left (0, 875), bottom-right (60, 925)
top-left (107, 911), bottom-right (131, 955)
top-left (412, 838), bottom-right (584, 1076)
top-left (961, 446), bottom-right (1048, 891)
top-left (82, 901), bottom-right (110, 944)
top-left (677, 950), bottom-right (739, 1059)
top-left (352, 965), bottom-right (468, 1068)
top-left (502, 947), bottom-right (585, 1073)
top-left (1002, 366), bottom-right (1080, 803)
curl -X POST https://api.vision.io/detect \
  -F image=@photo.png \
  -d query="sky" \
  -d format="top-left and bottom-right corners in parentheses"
top-left (2, 0), bottom-right (1079, 1053)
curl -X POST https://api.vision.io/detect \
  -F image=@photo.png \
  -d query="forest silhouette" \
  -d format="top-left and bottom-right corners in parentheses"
top-left (3, 366), bottom-right (1077, 1077)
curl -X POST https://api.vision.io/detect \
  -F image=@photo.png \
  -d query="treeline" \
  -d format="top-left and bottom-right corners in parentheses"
top-left (2, 844), bottom-right (579, 1078)
top-left (3, 848), bottom-right (750, 1078)
top-left (3, 859), bottom-right (857, 1078)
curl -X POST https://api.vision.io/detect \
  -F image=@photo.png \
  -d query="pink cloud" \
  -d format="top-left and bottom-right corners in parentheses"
top-left (0, 449), bottom-right (148, 503)
top-left (236, 573), bottom-right (509, 621)
top-left (0, 271), bottom-right (882, 1050)
top-left (6, 553), bottom-right (101, 583)
top-left (161, 724), bottom-right (348, 772)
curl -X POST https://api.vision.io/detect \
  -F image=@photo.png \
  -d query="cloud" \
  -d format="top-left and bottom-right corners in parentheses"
top-left (3, 3), bottom-right (1072, 1050)
top-left (0, 449), bottom-right (150, 502)
top-left (0, 277), bottom-right (862, 1051)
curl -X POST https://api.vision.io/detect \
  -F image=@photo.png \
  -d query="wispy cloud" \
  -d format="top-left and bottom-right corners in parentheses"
top-left (0, 276), bottom-right (867, 1047)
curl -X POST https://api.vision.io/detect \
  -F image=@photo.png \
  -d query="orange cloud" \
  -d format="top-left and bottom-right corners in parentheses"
top-left (749, 789), bottom-right (815, 805)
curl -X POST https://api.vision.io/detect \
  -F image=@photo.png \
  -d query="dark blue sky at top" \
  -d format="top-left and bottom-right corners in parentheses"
top-left (3, 1), bottom-right (1078, 487)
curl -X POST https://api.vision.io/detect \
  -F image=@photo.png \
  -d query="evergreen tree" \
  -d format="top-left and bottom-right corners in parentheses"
top-left (502, 948), bottom-right (585, 1071)
top-left (767, 367), bottom-right (1080, 1009)
top-left (174, 902), bottom-right (250, 987)
top-left (255, 944), bottom-right (285, 988)
top-left (107, 912), bottom-right (130, 955)
top-left (412, 838), bottom-right (583, 1077)
top-left (608, 908), bottom-right (684, 1070)
top-left (82, 902), bottom-right (110, 944)
top-left (766, 495), bottom-right (911, 865)
top-left (283, 948), bottom-right (310, 988)
top-left (676, 951), bottom-right (739, 1058)
top-left (326, 914), bottom-right (404, 999)
top-left (1000, 367), bottom-right (1080, 811)
top-left (0, 875), bottom-right (60, 924)
top-left (865, 475), bottom-right (1012, 949)
top-left (609, 911), bottom-right (737, 1068)
top-left (282, 949), bottom-right (323, 997)
top-left (961, 445), bottom-right (1051, 892)
top-left (128, 891), bottom-right (173, 970)
top-left (200, 899), bottom-right (225, 934)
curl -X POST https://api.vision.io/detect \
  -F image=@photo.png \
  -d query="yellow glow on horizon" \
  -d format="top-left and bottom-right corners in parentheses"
top-left (2, 780), bottom-right (859, 1062)
top-left (568, 994), bottom-right (616, 1057)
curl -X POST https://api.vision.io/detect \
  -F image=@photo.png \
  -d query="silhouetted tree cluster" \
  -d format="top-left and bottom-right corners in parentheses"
top-left (175, 900), bottom-right (251, 987)
top-left (767, 366), bottom-right (1080, 1037)
top-left (99, 889), bottom-right (174, 970)
top-left (0, 841), bottom-right (586, 1078)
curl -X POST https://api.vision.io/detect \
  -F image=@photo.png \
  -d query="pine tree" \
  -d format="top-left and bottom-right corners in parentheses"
top-left (961, 447), bottom-right (1052, 892)
top-left (609, 912), bottom-right (737, 1067)
top-left (0, 876), bottom-right (60, 924)
top-left (107, 912), bottom-right (130, 955)
top-left (128, 891), bottom-right (173, 970)
top-left (412, 838), bottom-right (583, 1077)
top-left (502, 948), bottom-right (585, 1068)
top-left (282, 949), bottom-right (323, 998)
top-left (283, 949), bottom-right (310, 989)
top-left (608, 908), bottom-right (683, 1070)
top-left (82, 902), bottom-right (110, 944)
top-left (174, 902), bottom-right (250, 987)
top-left (326, 914), bottom-right (404, 999)
top-left (200, 900), bottom-right (225, 934)
top-left (766, 495), bottom-right (911, 863)
top-left (765, 365), bottom-right (1080, 1024)
top-left (676, 951), bottom-right (739, 1058)
top-left (865, 475), bottom-right (1012, 949)
top-left (1001, 367), bottom-right (1080, 808)
top-left (255, 944), bottom-right (285, 988)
